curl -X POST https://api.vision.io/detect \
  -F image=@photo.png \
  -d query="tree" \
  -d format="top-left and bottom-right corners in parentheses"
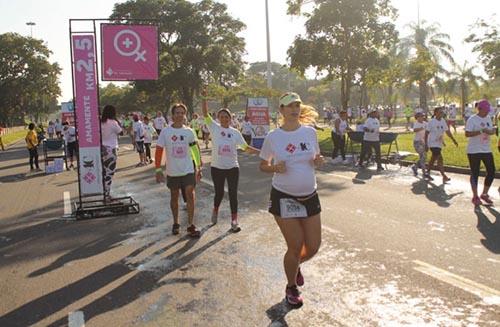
top-left (450, 61), bottom-right (484, 116)
top-left (111, 0), bottom-right (246, 115)
top-left (401, 21), bottom-right (454, 112)
top-left (287, 0), bottom-right (398, 110)
top-left (465, 18), bottom-right (500, 79)
top-left (0, 33), bottom-right (61, 125)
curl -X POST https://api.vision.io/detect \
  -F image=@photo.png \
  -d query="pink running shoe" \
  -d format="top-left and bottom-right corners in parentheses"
top-left (472, 196), bottom-right (482, 206)
top-left (296, 267), bottom-right (304, 287)
top-left (480, 194), bottom-right (493, 205)
top-left (285, 285), bottom-right (303, 307)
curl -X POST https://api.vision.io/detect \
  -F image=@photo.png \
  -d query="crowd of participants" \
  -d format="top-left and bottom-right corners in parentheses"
top-left (16, 93), bottom-right (499, 307)
top-left (326, 100), bottom-right (499, 206)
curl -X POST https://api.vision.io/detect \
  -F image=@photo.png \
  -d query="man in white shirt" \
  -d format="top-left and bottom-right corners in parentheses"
top-left (240, 116), bottom-right (253, 145)
top-left (358, 108), bottom-right (383, 171)
top-left (132, 114), bottom-right (146, 166)
top-left (425, 106), bottom-right (458, 183)
top-left (447, 104), bottom-right (457, 133)
top-left (62, 121), bottom-right (77, 169)
top-left (153, 111), bottom-right (167, 135)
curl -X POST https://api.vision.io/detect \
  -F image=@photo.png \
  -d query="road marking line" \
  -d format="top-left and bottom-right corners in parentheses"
top-left (199, 179), bottom-right (244, 195)
top-left (63, 191), bottom-right (72, 217)
top-left (413, 260), bottom-right (500, 301)
top-left (68, 311), bottom-right (85, 327)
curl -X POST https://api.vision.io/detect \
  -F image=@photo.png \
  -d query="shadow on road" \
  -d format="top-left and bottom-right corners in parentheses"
top-left (0, 226), bottom-right (230, 326)
top-left (475, 206), bottom-right (500, 254)
top-left (411, 179), bottom-right (462, 207)
top-left (266, 298), bottom-right (303, 327)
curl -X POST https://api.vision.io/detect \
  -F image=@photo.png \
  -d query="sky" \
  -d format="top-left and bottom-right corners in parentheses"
top-left (0, 0), bottom-right (498, 102)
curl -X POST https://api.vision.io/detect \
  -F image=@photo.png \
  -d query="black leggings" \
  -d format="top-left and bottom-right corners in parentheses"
top-left (331, 132), bottom-right (346, 160)
top-left (145, 143), bottom-right (151, 160)
top-left (28, 147), bottom-right (39, 169)
top-left (359, 140), bottom-right (381, 167)
top-left (468, 153), bottom-right (495, 188)
top-left (211, 166), bottom-right (239, 214)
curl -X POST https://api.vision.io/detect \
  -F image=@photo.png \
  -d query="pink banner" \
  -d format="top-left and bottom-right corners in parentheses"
top-left (101, 24), bottom-right (158, 81)
top-left (72, 34), bottom-right (103, 195)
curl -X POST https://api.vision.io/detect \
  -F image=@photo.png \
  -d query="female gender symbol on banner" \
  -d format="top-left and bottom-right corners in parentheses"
top-left (113, 29), bottom-right (146, 62)
top-left (101, 24), bottom-right (158, 81)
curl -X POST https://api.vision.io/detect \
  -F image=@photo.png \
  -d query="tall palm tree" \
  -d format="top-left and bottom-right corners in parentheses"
top-left (401, 20), bottom-right (455, 112)
top-left (451, 61), bottom-right (484, 117)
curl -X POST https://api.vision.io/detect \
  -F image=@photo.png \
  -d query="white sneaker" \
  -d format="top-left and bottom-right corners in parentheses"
top-left (231, 220), bottom-right (241, 233)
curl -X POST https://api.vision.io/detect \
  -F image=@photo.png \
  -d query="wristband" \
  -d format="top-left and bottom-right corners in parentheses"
top-left (155, 168), bottom-right (162, 173)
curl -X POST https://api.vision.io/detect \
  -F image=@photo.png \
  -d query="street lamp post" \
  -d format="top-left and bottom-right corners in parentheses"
top-left (265, 0), bottom-right (272, 89)
top-left (26, 22), bottom-right (36, 38)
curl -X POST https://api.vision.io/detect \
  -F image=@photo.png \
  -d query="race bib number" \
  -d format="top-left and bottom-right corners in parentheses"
top-left (280, 198), bottom-right (307, 218)
top-left (218, 144), bottom-right (233, 157)
top-left (172, 145), bottom-right (187, 158)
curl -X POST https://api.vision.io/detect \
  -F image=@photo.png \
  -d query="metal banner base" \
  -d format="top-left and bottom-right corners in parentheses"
top-left (73, 196), bottom-right (140, 220)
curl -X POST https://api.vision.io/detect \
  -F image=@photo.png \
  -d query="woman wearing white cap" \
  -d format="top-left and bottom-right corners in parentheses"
top-left (259, 92), bottom-right (324, 307)
top-left (465, 99), bottom-right (496, 206)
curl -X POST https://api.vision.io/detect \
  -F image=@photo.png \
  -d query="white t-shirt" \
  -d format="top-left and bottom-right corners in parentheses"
top-left (47, 124), bottom-right (55, 134)
top-left (153, 116), bottom-right (166, 130)
top-left (241, 121), bottom-right (253, 136)
top-left (143, 123), bottom-right (155, 144)
top-left (63, 126), bottom-right (76, 143)
top-left (363, 117), bottom-right (380, 141)
top-left (157, 126), bottom-right (197, 177)
top-left (413, 121), bottom-right (427, 142)
top-left (465, 114), bottom-right (493, 154)
top-left (333, 119), bottom-right (348, 135)
top-left (133, 121), bottom-right (145, 142)
top-left (464, 107), bottom-right (473, 118)
top-left (55, 122), bottom-right (63, 132)
top-left (101, 119), bottom-right (122, 148)
top-left (206, 117), bottom-right (248, 169)
top-left (426, 118), bottom-right (448, 148)
top-left (448, 106), bottom-right (457, 120)
top-left (260, 126), bottom-right (319, 196)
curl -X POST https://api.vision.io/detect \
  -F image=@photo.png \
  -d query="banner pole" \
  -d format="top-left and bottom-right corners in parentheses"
top-left (92, 19), bottom-right (106, 201)
top-left (69, 19), bottom-right (84, 207)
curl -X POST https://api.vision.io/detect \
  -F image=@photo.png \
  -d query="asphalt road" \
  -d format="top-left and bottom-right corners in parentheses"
top-left (0, 138), bottom-right (499, 326)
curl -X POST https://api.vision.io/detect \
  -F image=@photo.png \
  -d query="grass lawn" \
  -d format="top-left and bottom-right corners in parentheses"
top-left (2, 129), bottom-right (28, 147)
top-left (317, 128), bottom-right (500, 169)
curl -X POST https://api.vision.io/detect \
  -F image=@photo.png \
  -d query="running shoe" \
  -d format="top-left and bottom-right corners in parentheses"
top-left (472, 196), bottom-right (482, 206)
top-left (411, 165), bottom-right (418, 176)
top-left (442, 176), bottom-right (451, 183)
top-left (187, 225), bottom-right (201, 238)
top-left (172, 223), bottom-right (180, 235)
top-left (296, 267), bottom-right (304, 287)
top-left (377, 166), bottom-right (384, 171)
top-left (211, 211), bottom-right (218, 225)
top-left (231, 220), bottom-right (241, 233)
top-left (423, 173), bottom-right (434, 181)
top-left (285, 285), bottom-right (303, 307)
top-left (480, 194), bottom-right (493, 205)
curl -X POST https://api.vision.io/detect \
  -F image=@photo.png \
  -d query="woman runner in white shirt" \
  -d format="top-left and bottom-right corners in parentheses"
top-left (424, 106), bottom-right (458, 183)
top-left (260, 92), bottom-right (324, 307)
top-left (465, 99), bottom-right (496, 206)
top-left (201, 90), bottom-right (259, 232)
